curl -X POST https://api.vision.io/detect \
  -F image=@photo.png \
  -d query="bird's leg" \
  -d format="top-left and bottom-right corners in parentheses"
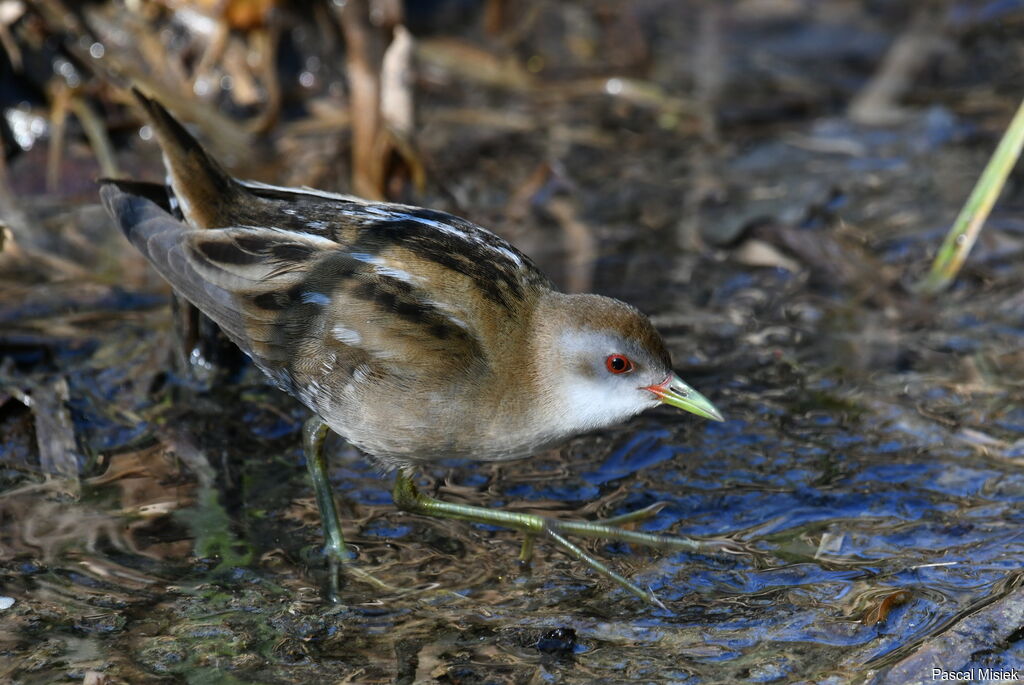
top-left (391, 471), bottom-right (728, 606)
top-left (518, 535), bottom-right (535, 566)
top-left (302, 417), bottom-right (405, 598)
top-left (516, 504), bottom-right (662, 567)
top-left (303, 415), bottom-right (347, 601)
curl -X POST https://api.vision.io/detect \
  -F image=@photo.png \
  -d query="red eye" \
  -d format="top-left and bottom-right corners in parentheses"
top-left (605, 354), bottom-right (634, 374)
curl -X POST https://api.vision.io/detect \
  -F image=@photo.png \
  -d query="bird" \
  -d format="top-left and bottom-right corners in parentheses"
top-left (100, 88), bottom-right (725, 606)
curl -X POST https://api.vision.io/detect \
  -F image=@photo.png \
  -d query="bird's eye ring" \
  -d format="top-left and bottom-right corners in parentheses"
top-left (605, 354), bottom-right (634, 374)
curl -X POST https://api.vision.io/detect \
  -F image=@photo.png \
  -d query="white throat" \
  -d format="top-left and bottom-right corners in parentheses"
top-left (534, 329), bottom-right (659, 437)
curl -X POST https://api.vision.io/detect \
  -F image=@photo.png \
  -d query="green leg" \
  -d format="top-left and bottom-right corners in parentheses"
top-left (302, 416), bottom-right (402, 598)
top-left (391, 471), bottom-right (733, 606)
top-left (518, 534), bottom-right (535, 565)
top-left (516, 503), bottom-right (662, 569)
top-left (303, 415), bottom-right (347, 602)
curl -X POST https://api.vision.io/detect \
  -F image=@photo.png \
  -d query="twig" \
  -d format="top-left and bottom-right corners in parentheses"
top-left (70, 94), bottom-right (120, 178)
top-left (337, 0), bottom-right (387, 200)
top-left (848, 4), bottom-right (946, 126)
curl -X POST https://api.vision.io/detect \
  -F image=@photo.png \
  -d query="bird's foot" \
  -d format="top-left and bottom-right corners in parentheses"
top-left (303, 416), bottom-right (349, 602)
top-left (303, 417), bottom-right (472, 603)
top-left (392, 471), bottom-right (744, 607)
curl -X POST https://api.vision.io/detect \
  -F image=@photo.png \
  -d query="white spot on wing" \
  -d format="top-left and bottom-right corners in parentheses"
top-left (492, 245), bottom-right (524, 267)
top-left (374, 265), bottom-right (420, 285)
top-left (332, 325), bottom-right (362, 346)
top-left (424, 299), bottom-right (471, 331)
top-left (301, 291), bottom-right (331, 306)
top-left (352, 363), bottom-right (371, 383)
top-left (395, 210), bottom-right (488, 246)
top-left (264, 228), bottom-right (337, 248)
top-left (385, 209), bottom-right (526, 270)
top-left (348, 252), bottom-right (424, 285)
top-left (320, 353), bottom-right (338, 376)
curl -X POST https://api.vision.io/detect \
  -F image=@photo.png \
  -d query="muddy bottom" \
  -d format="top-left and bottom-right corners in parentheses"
top-left (4, 2), bottom-right (1024, 684)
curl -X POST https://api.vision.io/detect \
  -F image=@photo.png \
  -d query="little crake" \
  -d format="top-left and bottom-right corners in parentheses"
top-left (101, 89), bottom-right (724, 605)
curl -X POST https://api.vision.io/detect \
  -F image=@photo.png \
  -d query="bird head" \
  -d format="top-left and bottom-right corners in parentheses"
top-left (530, 293), bottom-right (723, 436)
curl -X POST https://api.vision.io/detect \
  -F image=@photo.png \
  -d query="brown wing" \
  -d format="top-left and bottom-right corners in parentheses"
top-left (100, 183), bottom-right (485, 401)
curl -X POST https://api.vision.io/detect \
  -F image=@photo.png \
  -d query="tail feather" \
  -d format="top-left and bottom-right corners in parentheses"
top-left (100, 181), bottom-right (250, 354)
top-left (130, 87), bottom-right (247, 228)
top-left (97, 177), bottom-right (173, 214)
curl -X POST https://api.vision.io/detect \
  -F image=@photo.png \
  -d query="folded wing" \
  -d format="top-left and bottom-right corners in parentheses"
top-left (101, 182), bottom-right (485, 402)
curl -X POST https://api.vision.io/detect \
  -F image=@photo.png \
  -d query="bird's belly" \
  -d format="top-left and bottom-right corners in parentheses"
top-left (295, 372), bottom-right (564, 469)
top-left (321, 409), bottom-right (560, 470)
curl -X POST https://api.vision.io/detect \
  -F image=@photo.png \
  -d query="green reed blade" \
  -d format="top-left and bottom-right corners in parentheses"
top-left (915, 97), bottom-right (1024, 295)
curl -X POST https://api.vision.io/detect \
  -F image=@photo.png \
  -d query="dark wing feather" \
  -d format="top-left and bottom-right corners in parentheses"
top-left (98, 178), bottom-right (174, 213)
top-left (101, 182), bottom-right (485, 400)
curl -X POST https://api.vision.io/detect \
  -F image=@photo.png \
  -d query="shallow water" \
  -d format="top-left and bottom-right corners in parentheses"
top-left (4, 2), bottom-right (1024, 684)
